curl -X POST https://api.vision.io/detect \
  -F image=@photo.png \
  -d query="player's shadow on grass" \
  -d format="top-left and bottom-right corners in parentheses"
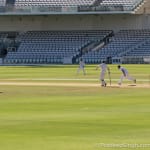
top-left (0, 92), bottom-right (3, 94)
top-left (106, 86), bottom-right (120, 88)
top-left (128, 84), bottom-right (136, 86)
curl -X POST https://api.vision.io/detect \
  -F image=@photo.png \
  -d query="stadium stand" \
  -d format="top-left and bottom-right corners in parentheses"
top-left (100, 0), bottom-right (143, 10)
top-left (0, 0), bottom-right (146, 13)
top-left (121, 38), bottom-right (150, 57)
top-left (0, 1), bottom-right (150, 64)
top-left (83, 29), bottom-right (150, 64)
top-left (3, 29), bottom-right (150, 64)
top-left (4, 30), bottom-right (112, 64)
top-left (14, 0), bottom-right (96, 7)
top-left (0, 0), bottom-right (141, 13)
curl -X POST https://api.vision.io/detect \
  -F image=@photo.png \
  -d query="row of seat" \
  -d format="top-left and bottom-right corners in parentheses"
top-left (83, 29), bottom-right (150, 63)
top-left (15, 0), bottom-right (96, 6)
top-left (4, 58), bottom-right (63, 64)
top-left (125, 40), bottom-right (150, 57)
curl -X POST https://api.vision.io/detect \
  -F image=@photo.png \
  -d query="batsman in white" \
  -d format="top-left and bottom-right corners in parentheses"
top-left (96, 61), bottom-right (110, 87)
top-left (117, 65), bottom-right (136, 85)
top-left (76, 58), bottom-right (86, 75)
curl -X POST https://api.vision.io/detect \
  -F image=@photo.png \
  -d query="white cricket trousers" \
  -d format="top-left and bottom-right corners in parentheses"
top-left (119, 74), bottom-right (134, 84)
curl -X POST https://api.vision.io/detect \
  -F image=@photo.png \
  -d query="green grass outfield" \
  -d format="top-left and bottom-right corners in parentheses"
top-left (0, 64), bottom-right (150, 150)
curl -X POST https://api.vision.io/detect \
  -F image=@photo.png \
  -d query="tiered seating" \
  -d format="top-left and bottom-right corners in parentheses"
top-left (14, 0), bottom-right (143, 7)
top-left (83, 30), bottom-right (150, 63)
top-left (0, 0), bottom-right (143, 13)
top-left (124, 39), bottom-right (150, 57)
top-left (99, 0), bottom-right (143, 10)
top-left (4, 30), bottom-right (150, 64)
top-left (15, 0), bottom-right (96, 7)
top-left (0, 0), bottom-right (144, 13)
top-left (4, 30), bottom-right (111, 64)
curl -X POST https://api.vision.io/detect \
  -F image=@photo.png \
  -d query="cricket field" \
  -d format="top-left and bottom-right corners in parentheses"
top-left (0, 64), bottom-right (150, 150)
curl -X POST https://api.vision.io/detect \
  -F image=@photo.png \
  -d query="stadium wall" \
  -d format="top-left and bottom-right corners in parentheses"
top-left (135, 0), bottom-right (150, 14)
top-left (0, 14), bottom-right (150, 32)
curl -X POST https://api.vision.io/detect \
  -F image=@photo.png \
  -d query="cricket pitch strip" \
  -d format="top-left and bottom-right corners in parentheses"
top-left (0, 81), bottom-right (149, 88)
